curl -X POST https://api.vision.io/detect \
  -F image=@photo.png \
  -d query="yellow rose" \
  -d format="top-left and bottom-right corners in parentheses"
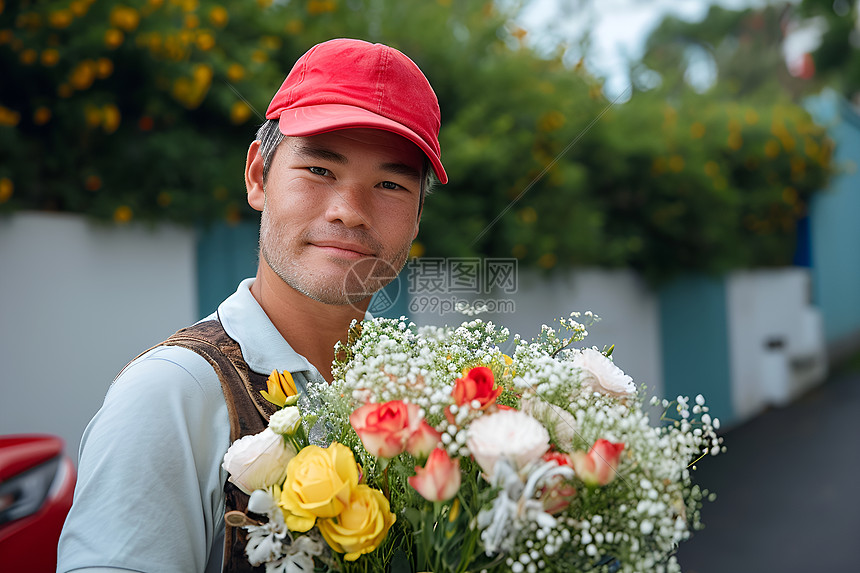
top-left (318, 484), bottom-right (395, 561)
top-left (279, 443), bottom-right (358, 532)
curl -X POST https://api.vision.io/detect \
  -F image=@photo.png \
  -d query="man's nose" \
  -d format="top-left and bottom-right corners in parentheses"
top-left (323, 182), bottom-right (371, 228)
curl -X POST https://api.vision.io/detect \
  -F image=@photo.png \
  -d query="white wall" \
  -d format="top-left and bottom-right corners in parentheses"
top-left (409, 268), bottom-right (663, 398)
top-left (726, 268), bottom-right (827, 420)
top-left (0, 212), bottom-right (197, 460)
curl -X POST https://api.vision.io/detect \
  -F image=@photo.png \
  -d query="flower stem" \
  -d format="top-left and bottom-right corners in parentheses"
top-left (382, 462), bottom-right (390, 500)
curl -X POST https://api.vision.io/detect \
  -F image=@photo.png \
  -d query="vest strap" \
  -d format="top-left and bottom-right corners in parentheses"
top-left (148, 320), bottom-right (276, 573)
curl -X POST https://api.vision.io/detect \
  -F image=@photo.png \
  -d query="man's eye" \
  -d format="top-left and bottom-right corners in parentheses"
top-left (308, 166), bottom-right (330, 176)
top-left (380, 181), bottom-right (401, 190)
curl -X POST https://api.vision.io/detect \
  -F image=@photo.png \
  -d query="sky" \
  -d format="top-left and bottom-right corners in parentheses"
top-left (517, 0), bottom-right (805, 99)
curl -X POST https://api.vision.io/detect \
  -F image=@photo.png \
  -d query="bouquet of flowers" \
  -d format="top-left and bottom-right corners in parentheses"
top-left (221, 312), bottom-right (723, 573)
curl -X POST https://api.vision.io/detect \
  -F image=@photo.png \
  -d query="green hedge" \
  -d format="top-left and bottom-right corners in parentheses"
top-left (0, 0), bottom-right (835, 281)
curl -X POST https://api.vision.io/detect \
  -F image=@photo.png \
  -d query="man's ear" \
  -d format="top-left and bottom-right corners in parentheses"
top-left (245, 140), bottom-right (265, 212)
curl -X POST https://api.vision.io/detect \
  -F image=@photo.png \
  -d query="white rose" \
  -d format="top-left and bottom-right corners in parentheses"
top-left (573, 348), bottom-right (636, 397)
top-left (222, 428), bottom-right (296, 494)
top-left (466, 409), bottom-right (550, 478)
top-left (269, 406), bottom-right (302, 436)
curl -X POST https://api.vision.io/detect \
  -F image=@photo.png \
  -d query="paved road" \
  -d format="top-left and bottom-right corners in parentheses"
top-left (675, 366), bottom-right (860, 573)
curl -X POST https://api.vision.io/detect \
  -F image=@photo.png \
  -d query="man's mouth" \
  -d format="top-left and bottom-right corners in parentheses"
top-left (312, 241), bottom-right (375, 258)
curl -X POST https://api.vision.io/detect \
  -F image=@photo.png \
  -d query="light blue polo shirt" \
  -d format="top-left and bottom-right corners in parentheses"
top-left (57, 278), bottom-right (328, 573)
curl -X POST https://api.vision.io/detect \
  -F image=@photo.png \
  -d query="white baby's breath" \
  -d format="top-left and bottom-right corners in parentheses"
top-left (297, 313), bottom-right (723, 572)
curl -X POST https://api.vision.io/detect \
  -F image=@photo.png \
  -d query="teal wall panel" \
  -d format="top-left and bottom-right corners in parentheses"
top-left (196, 221), bottom-right (410, 320)
top-left (196, 221), bottom-right (259, 319)
top-left (368, 273), bottom-right (411, 319)
top-left (805, 92), bottom-right (860, 344)
top-left (658, 276), bottom-right (733, 425)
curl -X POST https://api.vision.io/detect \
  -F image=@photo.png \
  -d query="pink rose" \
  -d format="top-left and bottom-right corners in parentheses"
top-left (452, 367), bottom-right (502, 409)
top-left (408, 448), bottom-right (461, 502)
top-left (406, 420), bottom-right (442, 459)
top-left (541, 481), bottom-right (578, 514)
top-left (350, 400), bottom-right (422, 459)
top-left (571, 439), bottom-right (625, 487)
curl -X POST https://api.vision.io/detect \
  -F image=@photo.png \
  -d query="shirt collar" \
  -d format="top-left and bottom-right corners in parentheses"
top-left (216, 278), bottom-right (317, 376)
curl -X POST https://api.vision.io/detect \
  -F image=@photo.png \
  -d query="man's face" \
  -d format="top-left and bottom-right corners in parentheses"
top-left (251, 128), bottom-right (424, 306)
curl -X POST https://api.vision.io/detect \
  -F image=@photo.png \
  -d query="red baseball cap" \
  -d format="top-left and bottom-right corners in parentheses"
top-left (265, 38), bottom-right (447, 184)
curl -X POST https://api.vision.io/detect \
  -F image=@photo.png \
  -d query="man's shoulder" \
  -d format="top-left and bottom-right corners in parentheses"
top-left (112, 338), bottom-right (225, 403)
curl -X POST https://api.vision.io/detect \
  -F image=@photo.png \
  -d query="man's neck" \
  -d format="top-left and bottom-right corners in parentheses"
top-left (249, 266), bottom-right (368, 382)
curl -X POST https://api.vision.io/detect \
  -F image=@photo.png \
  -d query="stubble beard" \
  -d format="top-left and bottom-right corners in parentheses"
top-left (258, 205), bottom-right (410, 306)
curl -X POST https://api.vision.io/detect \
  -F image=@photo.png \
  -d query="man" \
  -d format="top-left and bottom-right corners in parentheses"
top-left (57, 38), bottom-right (447, 573)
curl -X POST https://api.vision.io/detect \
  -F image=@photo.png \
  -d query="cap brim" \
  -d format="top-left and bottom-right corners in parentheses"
top-left (276, 104), bottom-right (447, 184)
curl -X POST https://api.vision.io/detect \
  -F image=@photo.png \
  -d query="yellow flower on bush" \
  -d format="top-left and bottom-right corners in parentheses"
top-left (261, 369), bottom-right (297, 407)
top-left (285, 19), bottom-right (303, 35)
top-left (70, 1), bottom-right (89, 17)
top-left (19, 49), bottom-right (37, 65)
top-left (41, 49), bottom-right (60, 67)
top-left (230, 101), bottom-right (251, 124)
top-left (70, 60), bottom-right (96, 90)
top-left (102, 104), bottom-right (121, 134)
top-left (537, 110), bottom-right (565, 132)
top-left (84, 105), bottom-right (102, 128)
top-left (105, 29), bottom-right (124, 49)
top-left (0, 178), bottom-right (13, 203)
top-left (408, 241), bottom-right (424, 259)
top-left (113, 205), bottom-right (133, 223)
top-left (318, 484), bottom-right (396, 561)
top-left (209, 6), bottom-right (228, 27)
top-left (226, 63), bottom-right (245, 82)
top-left (196, 32), bottom-right (214, 51)
top-left (48, 10), bottom-right (73, 29)
top-left (110, 6), bottom-right (140, 32)
top-left (279, 442), bottom-right (359, 532)
top-left (0, 105), bottom-right (20, 126)
top-left (33, 106), bottom-right (51, 125)
top-left (97, 58), bottom-right (113, 79)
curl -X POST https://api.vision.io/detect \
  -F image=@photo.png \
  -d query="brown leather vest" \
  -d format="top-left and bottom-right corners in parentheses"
top-left (156, 319), bottom-right (279, 573)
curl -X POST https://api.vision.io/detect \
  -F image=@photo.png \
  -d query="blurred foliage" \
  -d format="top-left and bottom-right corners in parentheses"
top-left (0, 0), bottom-right (836, 281)
top-left (637, 4), bottom-right (806, 98)
top-left (798, 0), bottom-right (860, 101)
top-left (612, 4), bottom-right (835, 280)
top-left (0, 0), bottom-right (302, 224)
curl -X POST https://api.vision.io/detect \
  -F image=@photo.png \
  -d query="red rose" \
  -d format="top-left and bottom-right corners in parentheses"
top-left (543, 450), bottom-right (573, 467)
top-left (451, 367), bottom-right (502, 409)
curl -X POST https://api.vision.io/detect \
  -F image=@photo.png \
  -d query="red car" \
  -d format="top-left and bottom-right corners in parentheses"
top-left (0, 434), bottom-right (76, 572)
